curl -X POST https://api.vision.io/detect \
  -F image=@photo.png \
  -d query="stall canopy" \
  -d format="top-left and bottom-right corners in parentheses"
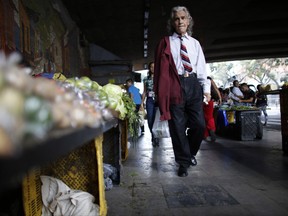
top-left (89, 44), bottom-right (133, 85)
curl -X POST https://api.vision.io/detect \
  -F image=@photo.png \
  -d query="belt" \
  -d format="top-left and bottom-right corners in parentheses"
top-left (178, 73), bottom-right (197, 78)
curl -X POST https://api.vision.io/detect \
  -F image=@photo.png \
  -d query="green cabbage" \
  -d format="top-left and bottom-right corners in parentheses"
top-left (102, 84), bottom-right (127, 119)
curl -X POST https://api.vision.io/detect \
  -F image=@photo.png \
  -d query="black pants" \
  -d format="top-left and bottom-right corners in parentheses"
top-left (168, 75), bottom-right (205, 168)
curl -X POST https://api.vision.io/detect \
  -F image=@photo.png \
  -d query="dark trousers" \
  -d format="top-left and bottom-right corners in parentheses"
top-left (146, 97), bottom-right (157, 140)
top-left (168, 75), bottom-right (205, 167)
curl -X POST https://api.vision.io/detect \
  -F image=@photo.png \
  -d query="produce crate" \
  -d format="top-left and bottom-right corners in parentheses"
top-left (22, 136), bottom-right (107, 216)
top-left (102, 125), bottom-right (121, 184)
top-left (235, 110), bottom-right (263, 141)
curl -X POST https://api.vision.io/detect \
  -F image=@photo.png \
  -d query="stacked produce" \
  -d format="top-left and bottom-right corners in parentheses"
top-left (64, 78), bottom-right (140, 140)
top-left (220, 105), bottom-right (259, 111)
top-left (0, 52), bottom-right (134, 156)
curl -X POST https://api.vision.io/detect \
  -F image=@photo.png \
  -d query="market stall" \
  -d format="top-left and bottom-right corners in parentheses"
top-left (216, 107), bottom-right (263, 141)
top-left (0, 52), bottom-right (136, 215)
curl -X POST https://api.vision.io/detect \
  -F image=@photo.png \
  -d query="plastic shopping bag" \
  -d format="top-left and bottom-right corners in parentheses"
top-left (138, 107), bottom-right (146, 126)
top-left (152, 108), bottom-right (170, 138)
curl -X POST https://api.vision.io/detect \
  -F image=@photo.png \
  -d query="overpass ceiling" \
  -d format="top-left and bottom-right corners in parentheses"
top-left (61, 0), bottom-right (288, 64)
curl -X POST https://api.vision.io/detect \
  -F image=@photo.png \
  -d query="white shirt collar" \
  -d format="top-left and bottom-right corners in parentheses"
top-left (172, 32), bottom-right (189, 40)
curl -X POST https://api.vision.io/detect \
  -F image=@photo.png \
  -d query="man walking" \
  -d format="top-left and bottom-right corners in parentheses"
top-left (153, 6), bottom-right (211, 177)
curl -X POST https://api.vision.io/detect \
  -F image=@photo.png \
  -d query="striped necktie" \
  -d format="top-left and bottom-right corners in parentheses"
top-left (179, 36), bottom-right (192, 77)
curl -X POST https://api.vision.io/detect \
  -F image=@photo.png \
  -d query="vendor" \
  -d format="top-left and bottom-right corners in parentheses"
top-left (229, 80), bottom-right (244, 105)
top-left (239, 83), bottom-right (255, 106)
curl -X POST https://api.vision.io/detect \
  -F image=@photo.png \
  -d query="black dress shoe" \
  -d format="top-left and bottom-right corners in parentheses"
top-left (190, 156), bottom-right (197, 166)
top-left (178, 166), bottom-right (188, 177)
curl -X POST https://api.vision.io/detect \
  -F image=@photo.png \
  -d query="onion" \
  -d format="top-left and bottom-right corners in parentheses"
top-left (0, 87), bottom-right (24, 116)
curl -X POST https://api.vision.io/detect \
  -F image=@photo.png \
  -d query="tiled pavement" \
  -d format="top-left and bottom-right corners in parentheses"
top-left (105, 122), bottom-right (288, 216)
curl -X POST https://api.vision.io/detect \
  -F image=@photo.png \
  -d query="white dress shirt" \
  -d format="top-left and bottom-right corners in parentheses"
top-left (229, 86), bottom-right (244, 101)
top-left (169, 33), bottom-right (210, 94)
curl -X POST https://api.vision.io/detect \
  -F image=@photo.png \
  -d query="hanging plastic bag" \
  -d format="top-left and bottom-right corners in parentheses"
top-left (138, 106), bottom-right (146, 126)
top-left (152, 108), bottom-right (170, 138)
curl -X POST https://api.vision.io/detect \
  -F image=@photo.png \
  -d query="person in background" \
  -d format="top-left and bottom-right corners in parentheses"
top-left (126, 78), bottom-right (144, 134)
top-left (218, 87), bottom-right (224, 99)
top-left (141, 62), bottom-right (159, 147)
top-left (203, 77), bottom-right (222, 142)
top-left (229, 80), bottom-right (244, 105)
top-left (255, 84), bottom-right (268, 126)
top-left (153, 6), bottom-right (211, 177)
top-left (221, 88), bottom-right (231, 104)
top-left (239, 83), bottom-right (255, 106)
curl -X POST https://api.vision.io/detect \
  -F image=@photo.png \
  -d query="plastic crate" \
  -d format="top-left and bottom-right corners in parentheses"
top-left (235, 110), bottom-right (263, 141)
top-left (22, 136), bottom-right (107, 216)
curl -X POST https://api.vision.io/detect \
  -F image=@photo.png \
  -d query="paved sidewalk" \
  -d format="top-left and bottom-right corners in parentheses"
top-left (106, 123), bottom-right (288, 216)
